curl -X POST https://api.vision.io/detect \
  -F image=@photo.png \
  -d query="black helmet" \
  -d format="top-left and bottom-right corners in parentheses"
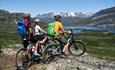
top-left (54, 15), bottom-right (61, 21)
top-left (23, 13), bottom-right (31, 18)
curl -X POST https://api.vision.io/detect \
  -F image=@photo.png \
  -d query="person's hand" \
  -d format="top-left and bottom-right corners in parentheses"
top-left (63, 31), bottom-right (71, 37)
top-left (64, 31), bottom-right (70, 34)
top-left (29, 28), bottom-right (32, 33)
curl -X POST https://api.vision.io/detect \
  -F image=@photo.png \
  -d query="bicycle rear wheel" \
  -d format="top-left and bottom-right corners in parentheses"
top-left (15, 48), bottom-right (32, 70)
top-left (43, 44), bottom-right (58, 63)
top-left (68, 40), bottom-right (86, 56)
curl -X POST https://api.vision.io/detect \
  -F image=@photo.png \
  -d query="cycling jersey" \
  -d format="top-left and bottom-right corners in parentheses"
top-left (34, 25), bottom-right (42, 35)
top-left (54, 21), bottom-right (64, 34)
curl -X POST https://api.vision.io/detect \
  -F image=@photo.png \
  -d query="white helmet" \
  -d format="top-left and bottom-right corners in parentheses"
top-left (35, 19), bottom-right (40, 23)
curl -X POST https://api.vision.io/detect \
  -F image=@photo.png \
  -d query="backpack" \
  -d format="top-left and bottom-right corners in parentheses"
top-left (47, 22), bottom-right (56, 36)
top-left (17, 18), bottom-right (26, 37)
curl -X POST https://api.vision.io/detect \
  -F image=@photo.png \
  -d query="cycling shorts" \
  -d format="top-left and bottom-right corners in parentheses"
top-left (31, 35), bottom-right (45, 44)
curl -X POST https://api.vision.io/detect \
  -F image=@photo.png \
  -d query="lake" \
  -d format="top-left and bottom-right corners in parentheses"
top-left (65, 26), bottom-right (115, 33)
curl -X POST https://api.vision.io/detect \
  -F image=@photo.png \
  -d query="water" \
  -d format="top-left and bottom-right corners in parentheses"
top-left (65, 26), bottom-right (115, 33)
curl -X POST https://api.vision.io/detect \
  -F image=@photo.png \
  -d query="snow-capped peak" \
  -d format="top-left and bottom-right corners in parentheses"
top-left (69, 12), bottom-right (76, 16)
top-left (53, 12), bottom-right (61, 15)
top-left (36, 12), bottom-right (93, 18)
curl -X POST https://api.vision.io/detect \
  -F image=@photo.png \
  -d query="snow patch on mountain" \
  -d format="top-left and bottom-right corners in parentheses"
top-left (36, 12), bottom-right (93, 18)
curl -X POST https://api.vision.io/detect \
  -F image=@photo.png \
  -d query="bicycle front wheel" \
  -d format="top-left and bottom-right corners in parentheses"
top-left (68, 40), bottom-right (86, 56)
top-left (15, 48), bottom-right (32, 70)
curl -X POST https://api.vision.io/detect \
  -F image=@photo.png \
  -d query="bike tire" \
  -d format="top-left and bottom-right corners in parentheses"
top-left (68, 40), bottom-right (86, 56)
top-left (43, 44), bottom-right (58, 63)
top-left (15, 48), bottom-right (32, 70)
top-left (46, 38), bottom-right (59, 45)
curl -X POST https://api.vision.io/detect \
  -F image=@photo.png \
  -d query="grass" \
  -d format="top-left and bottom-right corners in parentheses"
top-left (75, 30), bottom-right (115, 60)
top-left (0, 31), bottom-right (21, 48)
top-left (0, 29), bottom-right (115, 60)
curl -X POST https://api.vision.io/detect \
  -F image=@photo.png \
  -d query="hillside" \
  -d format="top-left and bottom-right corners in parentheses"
top-left (0, 10), bottom-right (115, 70)
top-left (0, 9), bottom-right (92, 32)
top-left (90, 7), bottom-right (115, 27)
top-left (35, 7), bottom-right (115, 27)
top-left (0, 7), bottom-right (115, 48)
top-left (0, 7), bottom-right (115, 30)
top-left (0, 9), bottom-right (25, 32)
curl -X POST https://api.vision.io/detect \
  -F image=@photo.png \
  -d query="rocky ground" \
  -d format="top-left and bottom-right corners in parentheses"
top-left (0, 45), bottom-right (115, 70)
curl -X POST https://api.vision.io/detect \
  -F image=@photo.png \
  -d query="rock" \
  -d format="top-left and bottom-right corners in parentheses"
top-left (1, 47), bottom-right (115, 70)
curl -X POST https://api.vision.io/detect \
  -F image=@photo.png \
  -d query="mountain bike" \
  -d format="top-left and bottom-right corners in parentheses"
top-left (15, 34), bottom-right (57, 70)
top-left (43, 29), bottom-right (86, 62)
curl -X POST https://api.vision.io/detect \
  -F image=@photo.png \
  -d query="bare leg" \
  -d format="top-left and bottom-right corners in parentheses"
top-left (34, 41), bottom-right (40, 56)
top-left (60, 43), bottom-right (69, 58)
top-left (62, 43), bottom-right (69, 53)
top-left (35, 41), bottom-right (39, 52)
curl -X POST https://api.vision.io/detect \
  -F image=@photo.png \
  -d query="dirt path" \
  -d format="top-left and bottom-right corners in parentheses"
top-left (0, 47), bottom-right (115, 70)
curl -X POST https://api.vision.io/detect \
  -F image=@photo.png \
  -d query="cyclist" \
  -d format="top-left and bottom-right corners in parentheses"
top-left (22, 13), bottom-right (33, 49)
top-left (33, 19), bottom-right (46, 56)
top-left (53, 14), bottom-right (69, 58)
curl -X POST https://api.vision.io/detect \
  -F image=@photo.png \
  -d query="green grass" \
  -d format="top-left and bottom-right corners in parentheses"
top-left (0, 31), bottom-right (21, 48)
top-left (75, 30), bottom-right (115, 60)
top-left (0, 30), bottom-right (115, 60)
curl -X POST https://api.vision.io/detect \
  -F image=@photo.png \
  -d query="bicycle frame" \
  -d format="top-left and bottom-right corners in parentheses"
top-left (52, 44), bottom-right (62, 55)
top-left (50, 29), bottom-right (76, 55)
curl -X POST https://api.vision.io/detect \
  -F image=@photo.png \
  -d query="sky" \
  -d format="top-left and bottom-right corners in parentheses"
top-left (0, 0), bottom-right (115, 17)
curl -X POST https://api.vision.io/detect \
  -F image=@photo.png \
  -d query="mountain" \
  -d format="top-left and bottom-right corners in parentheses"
top-left (0, 6), bottom-right (115, 33)
top-left (36, 12), bottom-right (92, 18)
top-left (90, 7), bottom-right (115, 27)
top-left (0, 9), bottom-right (25, 32)
top-left (35, 12), bottom-right (92, 26)
top-left (0, 9), bottom-right (92, 30)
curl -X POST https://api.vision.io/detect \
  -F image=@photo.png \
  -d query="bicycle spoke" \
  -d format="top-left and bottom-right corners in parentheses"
top-left (68, 40), bottom-right (86, 56)
top-left (15, 48), bottom-right (32, 69)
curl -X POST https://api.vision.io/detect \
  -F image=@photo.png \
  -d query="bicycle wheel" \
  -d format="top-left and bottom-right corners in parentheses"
top-left (68, 40), bottom-right (86, 56)
top-left (43, 44), bottom-right (58, 63)
top-left (46, 38), bottom-right (59, 45)
top-left (15, 48), bottom-right (32, 70)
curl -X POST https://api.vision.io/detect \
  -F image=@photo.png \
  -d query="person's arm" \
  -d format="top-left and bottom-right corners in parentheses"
top-left (29, 28), bottom-right (32, 33)
top-left (37, 25), bottom-right (46, 33)
top-left (58, 22), bottom-right (65, 36)
top-left (59, 22), bottom-right (71, 36)
top-left (59, 22), bottom-right (65, 32)
top-left (28, 19), bottom-right (32, 33)
top-left (39, 28), bottom-right (46, 33)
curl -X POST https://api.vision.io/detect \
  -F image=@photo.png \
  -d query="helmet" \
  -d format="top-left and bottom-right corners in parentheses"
top-left (54, 15), bottom-right (61, 21)
top-left (35, 19), bottom-right (40, 23)
top-left (23, 13), bottom-right (31, 18)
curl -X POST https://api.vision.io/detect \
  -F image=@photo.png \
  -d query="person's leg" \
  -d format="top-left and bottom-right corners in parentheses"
top-left (62, 43), bottom-right (69, 53)
top-left (22, 33), bottom-right (29, 49)
top-left (34, 41), bottom-right (40, 56)
top-left (60, 37), bottom-right (70, 58)
top-left (33, 35), bottom-right (40, 56)
top-left (34, 42), bottom-right (38, 52)
top-left (23, 39), bottom-right (28, 49)
top-left (60, 43), bottom-right (70, 58)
